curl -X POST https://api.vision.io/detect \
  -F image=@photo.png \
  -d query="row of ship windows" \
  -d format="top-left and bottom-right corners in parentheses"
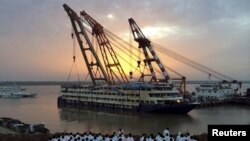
top-left (149, 93), bottom-right (179, 97)
top-left (200, 85), bottom-right (214, 87)
top-left (63, 96), bottom-right (157, 104)
top-left (199, 96), bottom-right (225, 99)
top-left (62, 91), bottom-right (140, 97)
top-left (92, 88), bottom-right (172, 91)
top-left (149, 94), bottom-right (165, 97)
top-left (197, 90), bottom-right (231, 93)
top-left (64, 96), bottom-right (140, 102)
top-left (63, 87), bottom-right (172, 92)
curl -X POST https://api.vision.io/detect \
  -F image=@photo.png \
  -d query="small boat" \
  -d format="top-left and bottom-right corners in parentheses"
top-left (0, 85), bottom-right (37, 98)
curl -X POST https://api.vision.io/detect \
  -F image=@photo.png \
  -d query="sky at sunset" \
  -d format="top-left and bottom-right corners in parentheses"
top-left (0, 0), bottom-right (249, 81)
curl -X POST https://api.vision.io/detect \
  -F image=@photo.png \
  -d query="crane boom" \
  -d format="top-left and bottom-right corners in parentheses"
top-left (80, 11), bottom-right (128, 85)
top-left (128, 18), bottom-right (170, 83)
top-left (63, 4), bottom-right (110, 85)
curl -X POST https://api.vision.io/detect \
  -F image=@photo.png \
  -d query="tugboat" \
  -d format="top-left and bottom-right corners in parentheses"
top-left (58, 4), bottom-right (196, 114)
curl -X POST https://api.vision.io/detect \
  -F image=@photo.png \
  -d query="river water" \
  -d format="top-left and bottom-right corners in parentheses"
top-left (0, 85), bottom-right (250, 135)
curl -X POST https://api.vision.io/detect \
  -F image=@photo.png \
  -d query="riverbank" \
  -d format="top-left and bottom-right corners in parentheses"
top-left (0, 133), bottom-right (50, 141)
top-left (0, 127), bottom-right (16, 134)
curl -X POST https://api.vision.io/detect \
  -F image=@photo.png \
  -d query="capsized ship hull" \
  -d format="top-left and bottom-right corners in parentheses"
top-left (57, 96), bottom-right (196, 114)
top-left (58, 82), bottom-right (196, 114)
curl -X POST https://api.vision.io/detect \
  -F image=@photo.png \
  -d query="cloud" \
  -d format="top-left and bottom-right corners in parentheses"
top-left (0, 0), bottom-right (249, 80)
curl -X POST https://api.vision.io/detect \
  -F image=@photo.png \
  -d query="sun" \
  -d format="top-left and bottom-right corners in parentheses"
top-left (107, 14), bottom-right (114, 19)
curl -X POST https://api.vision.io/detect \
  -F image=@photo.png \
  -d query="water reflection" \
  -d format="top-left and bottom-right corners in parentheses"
top-left (59, 107), bottom-right (198, 135)
top-left (2, 85), bottom-right (250, 135)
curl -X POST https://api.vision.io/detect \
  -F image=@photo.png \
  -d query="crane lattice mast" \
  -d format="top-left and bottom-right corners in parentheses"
top-left (80, 11), bottom-right (128, 85)
top-left (63, 4), bottom-right (110, 86)
top-left (128, 18), bottom-right (170, 83)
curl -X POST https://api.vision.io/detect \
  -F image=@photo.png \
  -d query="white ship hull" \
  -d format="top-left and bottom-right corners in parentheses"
top-left (0, 86), bottom-right (37, 98)
top-left (194, 83), bottom-right (238, 101)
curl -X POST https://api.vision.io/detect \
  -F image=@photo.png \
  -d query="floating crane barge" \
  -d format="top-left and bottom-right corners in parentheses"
top-left (57, 4), bottom-right (196, 114)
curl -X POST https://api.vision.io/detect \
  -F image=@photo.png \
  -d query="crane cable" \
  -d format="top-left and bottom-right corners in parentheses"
top-left (81, 22), bottom-right (186, 81)
top-left (105, 29), bottom-right (183, 80)
top-left (67, 28), bottom-right (81, 82)
top-left (129, 25), bottom-right (133, 78)
top-left (105, 30), bottom-right (182, 77)
top-left (106, 33), bottom-right (144, 77)
top-left (152, 42), bottom-right (233, 81)
top-left (105, 28), bottom-right (233, 81)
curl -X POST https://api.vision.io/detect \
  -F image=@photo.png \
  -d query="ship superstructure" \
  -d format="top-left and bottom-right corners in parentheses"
top-left (194, 81), bottom-right (239, 101)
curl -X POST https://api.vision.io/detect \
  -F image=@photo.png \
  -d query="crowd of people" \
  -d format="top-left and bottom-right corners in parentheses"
top-left (48, 128), bottom-right (198, 141)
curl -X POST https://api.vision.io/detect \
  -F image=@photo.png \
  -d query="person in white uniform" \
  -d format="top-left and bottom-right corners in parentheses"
top-left (163, 133), bottom-right (170, 141)
top-left (118, 128), bottom-right (124, 135)
top-left (155, 133), bottom-right (163, 141)
top-left (127, 133), bottom-right (134, 141)
top-left (163, 128), bottom-right (170, 136)
top-left (140, 133), bottom-right (146, 141)
top-left (176, 132), bottom-right (181, 141)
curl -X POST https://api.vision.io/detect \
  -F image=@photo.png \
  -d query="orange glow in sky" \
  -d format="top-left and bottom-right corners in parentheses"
top-left (0, 0), bottom-right (249, 81)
